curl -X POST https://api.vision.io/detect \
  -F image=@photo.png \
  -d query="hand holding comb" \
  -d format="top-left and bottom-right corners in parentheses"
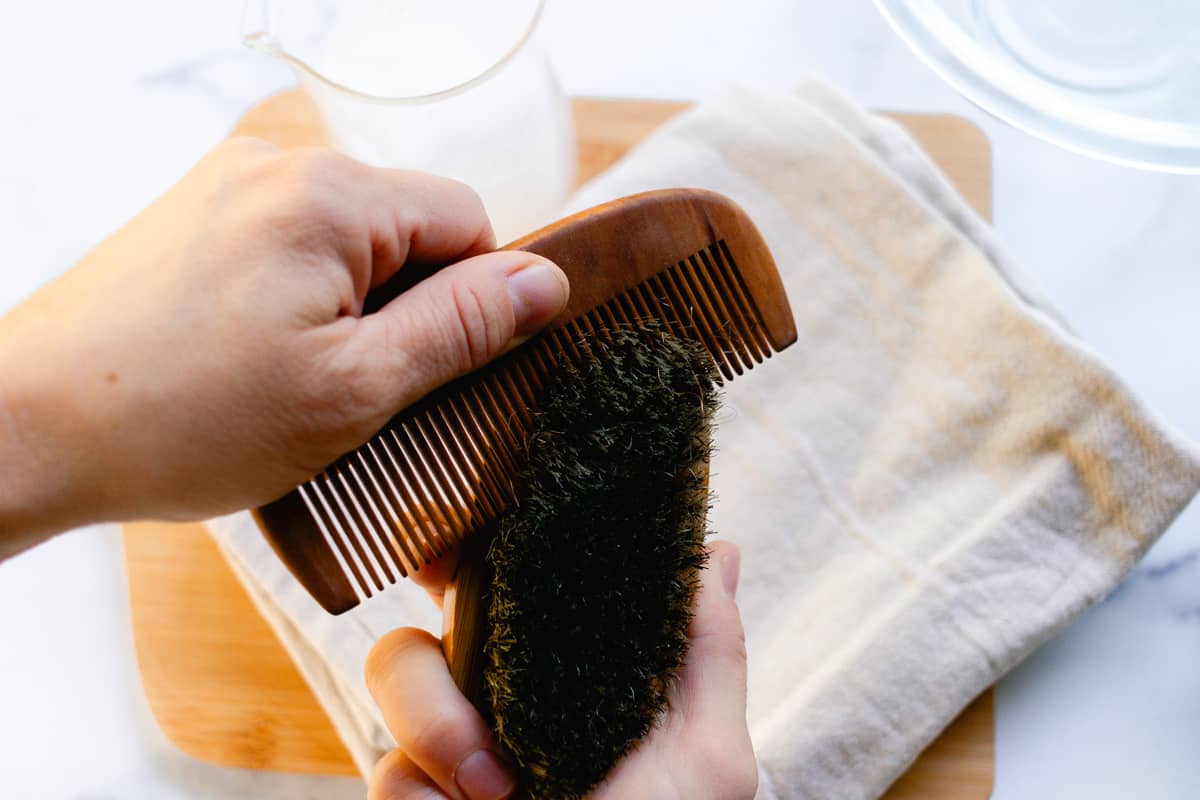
top-left (253, 188), bottom-right (795, 616)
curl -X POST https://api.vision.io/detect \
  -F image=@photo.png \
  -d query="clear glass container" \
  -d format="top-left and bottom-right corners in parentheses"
top-left (242, 0), bottom-right (576, 242)
top-left (873, 0), bottom-right (1200, 173)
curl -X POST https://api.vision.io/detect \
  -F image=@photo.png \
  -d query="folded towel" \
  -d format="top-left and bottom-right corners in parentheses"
top-left (209, 82), bottom-right (1200, 799)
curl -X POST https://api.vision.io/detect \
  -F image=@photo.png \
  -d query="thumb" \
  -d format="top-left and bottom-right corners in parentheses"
top-left (677, 540), bottom-right (750, 733)
top-left (355, 250), bottom-right (569, 413)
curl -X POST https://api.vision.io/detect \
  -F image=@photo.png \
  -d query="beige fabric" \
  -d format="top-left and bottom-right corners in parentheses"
top-left (209, 82), bottom-right (1200, 799)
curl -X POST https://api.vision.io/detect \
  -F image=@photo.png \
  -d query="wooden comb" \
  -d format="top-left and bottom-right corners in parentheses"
top-left (252, 188), bottom-right (796, 614)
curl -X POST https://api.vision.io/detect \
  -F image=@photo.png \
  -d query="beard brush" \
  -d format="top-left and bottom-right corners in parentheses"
top-left (444, 325), bottom-right (719, 799)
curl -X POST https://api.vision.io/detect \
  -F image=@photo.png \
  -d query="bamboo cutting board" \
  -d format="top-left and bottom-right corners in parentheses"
top-left (122, 92), bottom-right (995, 797)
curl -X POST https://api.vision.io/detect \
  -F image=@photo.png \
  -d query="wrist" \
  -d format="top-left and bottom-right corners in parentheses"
top-left (0, 331), bottom-right (105, 557)
top-left (0, 376), bottom-right (54, 556)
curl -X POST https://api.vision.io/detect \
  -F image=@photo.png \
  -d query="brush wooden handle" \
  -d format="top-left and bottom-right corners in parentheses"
top-left (442, 525), bottom-right (495, 710)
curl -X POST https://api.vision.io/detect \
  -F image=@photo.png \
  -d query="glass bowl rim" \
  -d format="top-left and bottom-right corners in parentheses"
top-left (872, 0), bottom-right (1200, 174)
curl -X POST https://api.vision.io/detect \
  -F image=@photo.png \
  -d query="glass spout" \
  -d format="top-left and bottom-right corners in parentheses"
top-left (239, 0), bottom-right (279, 52)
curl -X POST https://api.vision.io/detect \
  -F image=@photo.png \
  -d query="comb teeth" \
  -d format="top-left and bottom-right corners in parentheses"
top-left (273, 240), bottom-right (775, 607)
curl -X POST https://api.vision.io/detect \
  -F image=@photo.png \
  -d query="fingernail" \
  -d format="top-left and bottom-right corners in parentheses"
top-left (454, 749), bottom-right (515, 800)
top-left (721, 548), bottom-right (741, 598)
top-left (506, 261), bottom-right (568, 336)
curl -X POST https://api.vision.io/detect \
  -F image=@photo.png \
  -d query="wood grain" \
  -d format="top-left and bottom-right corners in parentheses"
top-left (123, 92), bottom-right (994, 796)
top-left (124, 520), bottom-right (356, 774)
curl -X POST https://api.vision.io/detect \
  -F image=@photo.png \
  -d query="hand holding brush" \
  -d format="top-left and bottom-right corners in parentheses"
top-left (365, 539), bottom-right (755, 800)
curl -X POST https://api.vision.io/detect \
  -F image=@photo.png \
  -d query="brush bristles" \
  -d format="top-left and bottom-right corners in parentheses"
top-left (483, 327), bottom-right (719, 800)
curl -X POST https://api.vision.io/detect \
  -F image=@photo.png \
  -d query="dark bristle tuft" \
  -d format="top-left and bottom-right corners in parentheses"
top-left (483, 326), bottom-right (720, 800)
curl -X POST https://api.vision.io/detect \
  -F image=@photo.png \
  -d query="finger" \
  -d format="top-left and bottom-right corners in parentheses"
top-left (287, 151), bottom-right (495, 293)
top-left (317, 158), bottom-right (495, 289)
top-left (358, 168), bottom-right (497, 289)
top-left (674, 540), bottom-right (750, 732)
top-left (365, 628), bottom-right (516, 800)
top-left (409, 547), bottom-right (462, 608)
top-left (370, 749), bottom-right (447, 800)
top-left (349, 250), bottom-right (569, 413)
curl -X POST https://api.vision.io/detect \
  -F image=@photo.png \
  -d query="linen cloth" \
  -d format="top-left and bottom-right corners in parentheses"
top-left (209, 81), bottom-right (1200, 799)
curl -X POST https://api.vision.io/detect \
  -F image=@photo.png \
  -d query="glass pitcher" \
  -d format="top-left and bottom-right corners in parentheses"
top-left (241, 0), bottom-right (576, 243)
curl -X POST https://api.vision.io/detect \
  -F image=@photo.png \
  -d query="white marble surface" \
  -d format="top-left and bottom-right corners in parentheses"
top-left (1, 1), bottom-right (1197, 798)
